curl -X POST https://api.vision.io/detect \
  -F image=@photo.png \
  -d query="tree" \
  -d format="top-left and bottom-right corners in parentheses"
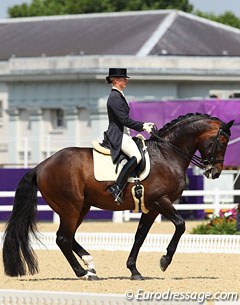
top-left (8, 0), bottom-right (193, 17)
top-left (8, 0), bottom-right (240, 30)
top-left (195, 10), bottom-right (240, 29)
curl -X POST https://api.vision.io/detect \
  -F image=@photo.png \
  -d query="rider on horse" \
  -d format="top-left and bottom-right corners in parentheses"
top-left (104, 68), bottom-right (155, 204)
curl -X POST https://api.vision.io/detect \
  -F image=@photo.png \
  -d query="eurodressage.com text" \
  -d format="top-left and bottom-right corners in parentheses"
top-left (125, 288), bottom-right (239, 304)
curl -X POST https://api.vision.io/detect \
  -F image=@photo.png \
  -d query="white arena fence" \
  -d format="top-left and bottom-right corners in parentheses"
top-left (0, 231), bottom-right (240, 254)
top-left (0, 290), bottom-right (239, 305)
top-left (0, 189), bottom-right (240, 223)
top-left (0, 289), bottom-right (215, 305)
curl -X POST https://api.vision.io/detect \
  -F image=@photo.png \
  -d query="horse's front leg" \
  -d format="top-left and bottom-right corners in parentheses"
top-left (154, 196), bottom-right (185, 272)
top-left (127, 210), bottom-right (159, 280)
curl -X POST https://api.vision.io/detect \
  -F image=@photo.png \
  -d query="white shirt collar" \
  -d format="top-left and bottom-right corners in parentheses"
top-left (112, 86), bottom-right (125, 98)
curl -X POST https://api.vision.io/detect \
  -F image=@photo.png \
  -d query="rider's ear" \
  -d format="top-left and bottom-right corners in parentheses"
top-left (226, 120), bottom-right (234, 129)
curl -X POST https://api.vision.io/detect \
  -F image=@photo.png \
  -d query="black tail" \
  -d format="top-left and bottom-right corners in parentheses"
top-left (2, 167), bottom-right (39, 276)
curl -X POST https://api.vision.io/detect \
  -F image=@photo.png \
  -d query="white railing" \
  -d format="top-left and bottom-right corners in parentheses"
top-left (0, 231), bottom-right (240, 254)
top-left (0, 290), bottom-right (150, 305)
top-left (0, 189), bottom-right (240, 223)
top-left (0, 289), bottom-right (208, 305)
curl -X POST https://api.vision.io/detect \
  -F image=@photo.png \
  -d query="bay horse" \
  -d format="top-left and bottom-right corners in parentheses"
top-left (2, 113), bottom-right (233, 280)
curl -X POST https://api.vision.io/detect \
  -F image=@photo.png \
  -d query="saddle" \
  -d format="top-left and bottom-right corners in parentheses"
top-left (92, 134), bottom-right (150, 182)
top-left (92, 135), bottom-right (150, 214)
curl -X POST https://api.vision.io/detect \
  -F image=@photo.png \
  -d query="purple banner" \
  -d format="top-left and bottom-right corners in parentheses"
top-left (129, 99), bottom-right (240, 167)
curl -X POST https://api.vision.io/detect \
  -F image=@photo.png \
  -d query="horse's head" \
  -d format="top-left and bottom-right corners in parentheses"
top-left (198, 119), bottom-right (234, 179)
top-left (149, 113), bottom-right (234, 179)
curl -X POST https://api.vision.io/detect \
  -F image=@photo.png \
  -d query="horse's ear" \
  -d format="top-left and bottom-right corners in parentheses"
top-left (226, 120), bottom-right (234, 129)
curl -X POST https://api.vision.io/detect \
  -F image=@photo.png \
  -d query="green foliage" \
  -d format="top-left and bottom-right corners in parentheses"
top-left (7, 0), bottom-right (240, 30)
top-left (8, 0), bottom-right (193, 18)
top-left (195, 10), bottom-right (240, 29)
top-left (191, 222), bottom-right (211, 234)
top-left (191, 219), bottom-right (237, 235)
top-left (191, 207), bottom-right (239, 235)
top-left (208, 219), bottom-right (236, 235)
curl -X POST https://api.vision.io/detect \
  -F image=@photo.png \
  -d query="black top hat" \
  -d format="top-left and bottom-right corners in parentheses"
top-left (106, 68), bottom-right (130, 79)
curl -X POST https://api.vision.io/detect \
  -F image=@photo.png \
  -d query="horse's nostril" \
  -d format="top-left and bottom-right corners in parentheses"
top-left (213, 172), bottom-right (220, 179)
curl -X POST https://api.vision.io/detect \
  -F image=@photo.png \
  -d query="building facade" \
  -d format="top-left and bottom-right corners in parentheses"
top-left (1, 11), bottom-right (240, 166)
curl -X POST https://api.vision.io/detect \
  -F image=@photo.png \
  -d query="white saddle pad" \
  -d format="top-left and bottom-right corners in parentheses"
top-left (93, 149), bottom-right (150, 182)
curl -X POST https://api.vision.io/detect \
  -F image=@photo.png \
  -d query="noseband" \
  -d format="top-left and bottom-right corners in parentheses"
top-left (201, 128), bottom-right (230, 168)
top-left (151, 126), bottom-right (229, 171)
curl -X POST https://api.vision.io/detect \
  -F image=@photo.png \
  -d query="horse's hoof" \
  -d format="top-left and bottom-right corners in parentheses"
top-left (160, 255), bottom-right (170, 272)
top-left (88, 268), bottom-right (97, 274)
top-left (87, 274), bottom-right (99, 281)
top-left (81, 271), bottom-right (99, 281)
top-left (131, 274), bottom-right (144, 280)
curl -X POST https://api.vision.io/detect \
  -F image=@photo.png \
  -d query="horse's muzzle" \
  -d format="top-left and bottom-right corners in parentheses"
top-left (204, 165), bottom-right (221, 179)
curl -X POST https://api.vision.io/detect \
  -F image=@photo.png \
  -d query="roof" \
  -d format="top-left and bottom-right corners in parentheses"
top-left (1, 10), bottom-right (240, 60)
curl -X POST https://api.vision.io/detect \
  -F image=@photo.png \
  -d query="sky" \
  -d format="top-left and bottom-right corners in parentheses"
top-left (0, 0), bottom-right (240, 19)
top-left (189, 0), bottom-right (240, 17)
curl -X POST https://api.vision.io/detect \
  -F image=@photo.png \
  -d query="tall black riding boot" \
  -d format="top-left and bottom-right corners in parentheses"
top-left (108, 156), bottom-right (138, 204)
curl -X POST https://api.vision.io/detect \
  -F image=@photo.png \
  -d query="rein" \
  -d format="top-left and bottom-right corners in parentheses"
top-left (150, 126), bottom-right (229, 170)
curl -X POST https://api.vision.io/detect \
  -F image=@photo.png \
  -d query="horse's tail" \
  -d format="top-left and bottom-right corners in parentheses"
top-left (3, 167), bottom-right (39, 276)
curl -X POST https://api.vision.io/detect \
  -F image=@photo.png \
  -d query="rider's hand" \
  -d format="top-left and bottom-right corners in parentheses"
top-left (143, 122), bottom-right (154, 134)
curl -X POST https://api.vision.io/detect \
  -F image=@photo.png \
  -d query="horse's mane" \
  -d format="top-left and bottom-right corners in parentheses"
top-left (152, 112), bottom-right (221, 137)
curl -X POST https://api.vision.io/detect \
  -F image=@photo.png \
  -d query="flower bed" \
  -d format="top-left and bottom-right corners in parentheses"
top-left (191, 205), bottom-right (240, 235)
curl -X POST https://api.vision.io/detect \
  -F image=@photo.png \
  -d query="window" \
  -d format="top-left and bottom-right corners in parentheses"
top-left (56, 108), bottom-right (64, 128)
top-left (51, 108), bottom-right (65, 129)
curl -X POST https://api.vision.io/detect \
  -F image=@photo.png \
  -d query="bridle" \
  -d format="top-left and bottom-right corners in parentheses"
top-left (200, 128), bottom-right (230, 168)
top-left (151, 126), bottom-right (230, 171)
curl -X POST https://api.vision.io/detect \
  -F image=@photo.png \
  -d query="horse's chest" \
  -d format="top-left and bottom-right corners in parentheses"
top-left (162, 168), bottom-right (185, 192)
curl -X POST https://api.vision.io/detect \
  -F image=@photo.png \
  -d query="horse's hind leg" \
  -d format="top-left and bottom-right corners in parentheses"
top-left (72, 239), bottom-right (96, 275)
top-left (72, 205), bottom-right (97, 276)
top-left (56, 205), bottom-right (98, 280)
top-left (56, 217), bottom-right (89, 278)
top-left (154, 196), bottom-right (185, 272)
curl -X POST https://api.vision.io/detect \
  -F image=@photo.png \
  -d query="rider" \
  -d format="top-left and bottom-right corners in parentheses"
top-left (104, 68), bottom-right (154, 204)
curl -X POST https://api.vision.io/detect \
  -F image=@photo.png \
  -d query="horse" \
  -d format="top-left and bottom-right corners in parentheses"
top-left (2, 113), bottom-right (233, 280)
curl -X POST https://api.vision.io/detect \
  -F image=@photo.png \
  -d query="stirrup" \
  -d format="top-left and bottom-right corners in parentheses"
top-left (108, 184), bottom-right (123, 205)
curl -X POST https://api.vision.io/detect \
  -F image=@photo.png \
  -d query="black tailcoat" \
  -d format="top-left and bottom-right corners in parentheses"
top-left (105, 89), bottom-right (144, 163)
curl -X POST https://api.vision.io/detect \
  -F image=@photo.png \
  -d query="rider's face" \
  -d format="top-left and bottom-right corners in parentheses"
top-left (113, 77), bottom-right (128, 90)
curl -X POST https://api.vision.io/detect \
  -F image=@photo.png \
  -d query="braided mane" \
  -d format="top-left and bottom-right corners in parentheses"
top-left (153, 113), bottom-right (221, 137)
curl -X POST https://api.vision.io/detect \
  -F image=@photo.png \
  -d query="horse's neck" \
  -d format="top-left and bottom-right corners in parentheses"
top-left (166, 120), bottom-right (208, 157)
top-left (168, 127), bottom-right (197, 151)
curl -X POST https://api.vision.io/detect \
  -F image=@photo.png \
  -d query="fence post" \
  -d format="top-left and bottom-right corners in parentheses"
top-left (213, 188), bottom-right (220, 215)
top-left (123, 210), bottom-right (130, 221)
top-left (53, 212), bottom-right (60, 224)
top-left (236, 203), bottom-right (240, 232)
top-left (112, 211), bottom-right (123, 223)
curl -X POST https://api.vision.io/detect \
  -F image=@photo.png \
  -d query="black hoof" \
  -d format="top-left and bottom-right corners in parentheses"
top-left (160, 255), bottom-right (170, 272)
top-left (81, 271), bottom-right (99, 280)
top-left (82, 274), bottom-right (100, 281)
top-left (87, 274), bottom-right (100, 281)
top-left (131, 274), bottom-right (144, 280)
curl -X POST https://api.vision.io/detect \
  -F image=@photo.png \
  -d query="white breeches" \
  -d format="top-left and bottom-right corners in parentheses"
top-left (121, 134), bottom-right (142, 164)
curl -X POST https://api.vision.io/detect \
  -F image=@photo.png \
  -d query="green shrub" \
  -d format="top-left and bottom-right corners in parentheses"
top-left (191, 206), bottom-right (239, 235)
top-left (191, 222), bottom-right (211, 234)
